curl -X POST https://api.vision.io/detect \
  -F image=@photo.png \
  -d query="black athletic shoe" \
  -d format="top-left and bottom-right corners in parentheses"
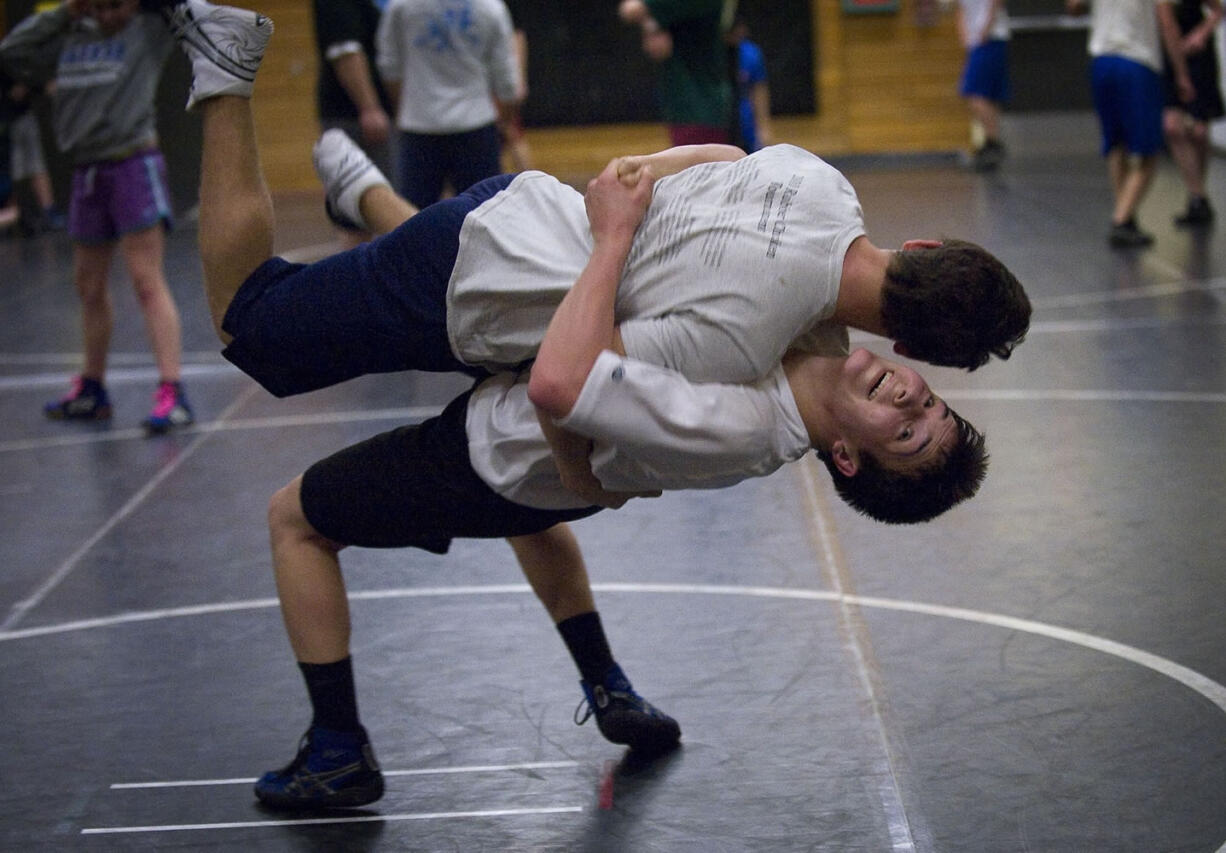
top-left (1108, 219), bottom-right (1154, 248)
top-left (1174, 196), bottom-right (1214, 227)
top-left (254, 726), bottom-right (384, 810)
top-left (576, 664), bottom-right (681, 756)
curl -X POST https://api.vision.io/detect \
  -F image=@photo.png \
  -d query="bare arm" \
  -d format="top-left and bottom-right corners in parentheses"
top-left (1182, 0), bottom-right (1223, 55)
top-left (614, 143), bottom-right (746, 186)
top-left (528, 159), bottom-right (659, 507)
top-left (1157, 1), bottom-right (1194, 103)
top-left (529, 161), bottom-right (653, 417)
top-left (330, 48), bottom-right (390, 145)
top-left (750, 82), bottom-right (773, 148)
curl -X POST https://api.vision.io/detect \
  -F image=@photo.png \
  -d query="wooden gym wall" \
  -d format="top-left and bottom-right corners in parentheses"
top-left (245, 0), bottom-right (968, 192)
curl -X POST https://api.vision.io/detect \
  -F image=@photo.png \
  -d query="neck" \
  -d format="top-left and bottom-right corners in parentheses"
top-left (782, 352), bottom-right (844, 450)
top-left (833, 236), bottom-right (890, 337)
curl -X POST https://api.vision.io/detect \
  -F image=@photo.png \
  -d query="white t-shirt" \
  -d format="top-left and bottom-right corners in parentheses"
top-left (375, 0), bottom-right (519, 133)
top-left (1087, 0), bottom-right (1171, 72)
top-left (959, 0), bottom-right (1010, 49)
top-left (447, 144), bottom-right (865, 384)
top-left (465, 351), bottom-right (813, 510)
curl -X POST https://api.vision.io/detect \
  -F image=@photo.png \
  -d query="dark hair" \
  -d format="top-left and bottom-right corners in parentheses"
top-left (816, 409), bottom-right (988, 524)
top-left (882, 239), bottom-right (1030, 371)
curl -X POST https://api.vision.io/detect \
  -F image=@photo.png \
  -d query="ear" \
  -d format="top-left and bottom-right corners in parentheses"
top-left (892, 340), bottom-right (912, 358)
top-left (901, 239), bottom-right (942, 251)
top-left (830, 440), bottom-right (859, 478)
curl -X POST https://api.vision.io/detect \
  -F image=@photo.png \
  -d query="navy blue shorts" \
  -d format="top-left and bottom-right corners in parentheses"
top-left (221, 174), bottom-right (515, 397)
top-left (398, 123), bottom-right (503, 209)
top-left (1091, 56), bottom-right (1163, 157)
top-left (300, 390), bottom-right (600, 553)
top-left (959, 40), bottom-right (1010, 103)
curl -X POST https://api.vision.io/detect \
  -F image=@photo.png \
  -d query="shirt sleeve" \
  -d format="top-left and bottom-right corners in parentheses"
top-left (617, 313), bottom-right (777, 385)
top-left (557, 351), bottom-right (810, 489)
top-left (374, 1), bottom-right (402, 82)
top-left (313, 0), bottom-right (367, 53)
top-left (485, 1), bottom-right (521, 102)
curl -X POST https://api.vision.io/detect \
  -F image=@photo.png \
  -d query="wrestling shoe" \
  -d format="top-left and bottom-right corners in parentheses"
top-left (575, 664), bottom-right (681, 756)
top-left (44, 376), bottom-right (112, 421)
top-left (1174, 196), bottom-right (1213, 227)
top-left (312, 129), bottom-right (391, 232)
top-left (254, 726), bottom-right (384, 810)
top-left (1108, 218), bottom-right (1154, 249)
top-left (142, 381), bottom-right (194, 434)
top-left (162, 0), bottom-right (273, 110)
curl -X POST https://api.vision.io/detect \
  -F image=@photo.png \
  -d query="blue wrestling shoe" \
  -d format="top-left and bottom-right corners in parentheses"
top-left (44, 376), bottom-right (112, 421)
top-left (576, 664), bottom-right (681, 756)
top-left (254, 726), bottom-right (384, 810)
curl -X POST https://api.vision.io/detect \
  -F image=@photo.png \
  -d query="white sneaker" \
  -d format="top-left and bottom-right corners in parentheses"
top-left (312, 129), bottom-right (391, 232)
top-left (165, 0), bottom-right (273, 110)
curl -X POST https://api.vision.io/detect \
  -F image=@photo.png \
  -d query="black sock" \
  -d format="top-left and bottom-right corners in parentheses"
top-left (556, 611), bottom-right (616, 685)
top-left (298, 657), bottom-right (361, 733)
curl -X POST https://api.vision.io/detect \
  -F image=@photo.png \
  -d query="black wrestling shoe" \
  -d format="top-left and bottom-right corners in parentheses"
top-left (1174, 196), bottom-right (1213, 227)
top-left (254, 725), bottom-right (384, 810)
top-left (576, 664), bottom-right (681, 756)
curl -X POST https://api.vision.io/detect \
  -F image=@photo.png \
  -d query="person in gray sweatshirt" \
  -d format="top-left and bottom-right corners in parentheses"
top-left (0, 0), bottom-right (194, 433)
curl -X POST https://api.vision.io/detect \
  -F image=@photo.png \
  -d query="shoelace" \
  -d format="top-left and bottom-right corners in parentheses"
top-left (574, 683), bottom-right (652, 726)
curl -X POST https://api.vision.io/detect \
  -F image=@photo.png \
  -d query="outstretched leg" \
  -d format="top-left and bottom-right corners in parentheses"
top-left (197, 96), bottom-right (274, 342)
top-left (162, 0), bottom-right (274, 340)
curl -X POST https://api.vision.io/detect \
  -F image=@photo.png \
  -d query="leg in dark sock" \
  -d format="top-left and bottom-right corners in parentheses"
top-left (509, 526), bottom-right (681, 755)
top-left (556, 611), bottom-right (616, 685)
top-left (299, 657), bottom-right (361, 733)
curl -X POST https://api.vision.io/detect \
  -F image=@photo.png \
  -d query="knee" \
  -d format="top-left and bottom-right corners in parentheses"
top-left (268, 477), bottom-right (334, 549)
top-left (1163, 111), bottom-right (1185, 139)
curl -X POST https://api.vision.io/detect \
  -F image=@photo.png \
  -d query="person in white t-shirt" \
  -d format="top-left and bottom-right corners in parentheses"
top-left (170, 2), bottom-right (998, 810)
top-left (250, 155), bottom-right (987, 811)
top-left (375, 0), bottom-right (521, 208)
top-left (1066, 0), bottom-right (1192, 247)
top-left (957, 0), bottom-right (1011, 170)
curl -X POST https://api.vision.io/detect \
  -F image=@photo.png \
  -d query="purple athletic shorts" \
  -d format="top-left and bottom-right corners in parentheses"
top-left (68, 149), bottom-right (173, 244)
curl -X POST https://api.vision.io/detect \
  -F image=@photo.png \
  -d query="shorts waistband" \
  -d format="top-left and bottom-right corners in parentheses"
top-left (74, 139), bottom-right (160, 167)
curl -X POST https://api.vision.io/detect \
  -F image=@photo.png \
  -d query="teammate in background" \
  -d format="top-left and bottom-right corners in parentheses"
top-left (956, 0), bottom-right (1010, 171)
top-left (0, 0), bottom-right (194, 432)
top-left (726, 17), bottom-right (772, 152)
top-left (311, 0), bottom-right (395, 247)
top-left (1162, 0), bottom-right (1223, 227)
top-left (1066, 0), bottom-right (1192, 248)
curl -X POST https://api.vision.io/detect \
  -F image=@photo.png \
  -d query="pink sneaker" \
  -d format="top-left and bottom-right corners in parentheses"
top-left (143, 381), bottom-right (195, 434)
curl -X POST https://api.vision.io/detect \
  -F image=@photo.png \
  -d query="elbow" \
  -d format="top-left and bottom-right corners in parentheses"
top-left (527, 364), bottom-right (578, 419)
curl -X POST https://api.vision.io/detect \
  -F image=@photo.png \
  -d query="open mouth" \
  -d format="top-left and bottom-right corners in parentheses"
top-left (868, 370), bottom-right (893, 400)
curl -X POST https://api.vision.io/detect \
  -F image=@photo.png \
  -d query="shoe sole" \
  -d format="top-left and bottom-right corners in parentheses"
top-left (173, 7), bottom-right (271, 81)
top-left (254, 778), bottom-right (384, 810)
top-left (45, 406), bottom-right (113, 421)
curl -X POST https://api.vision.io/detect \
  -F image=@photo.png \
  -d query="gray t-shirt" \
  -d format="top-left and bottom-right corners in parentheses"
top-left (447, 144), bottom-right (865, 384)
top-left (0, 7), bottom-right (173, 163)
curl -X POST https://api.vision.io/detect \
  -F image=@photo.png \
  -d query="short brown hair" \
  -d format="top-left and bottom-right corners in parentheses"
top-left (816, 409), bottom-right (988, 524)
top-left (882, 239), bottom-right (1029, 371)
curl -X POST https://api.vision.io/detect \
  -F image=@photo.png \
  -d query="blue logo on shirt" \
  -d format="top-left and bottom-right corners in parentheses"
top-left (414, 0), bottom-right (480, 53)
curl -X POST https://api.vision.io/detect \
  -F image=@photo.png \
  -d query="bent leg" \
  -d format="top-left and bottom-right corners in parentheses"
top-left (360, 185), bottom-right (417, 236)
top-left (509, 524), bottom-right (682, 755)
top-left (268, 475), bottom-right (351, 663)
top-left (198, 95), bottom-right (274, 343)
top-left (509, 523), bottom-right (596, 623)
